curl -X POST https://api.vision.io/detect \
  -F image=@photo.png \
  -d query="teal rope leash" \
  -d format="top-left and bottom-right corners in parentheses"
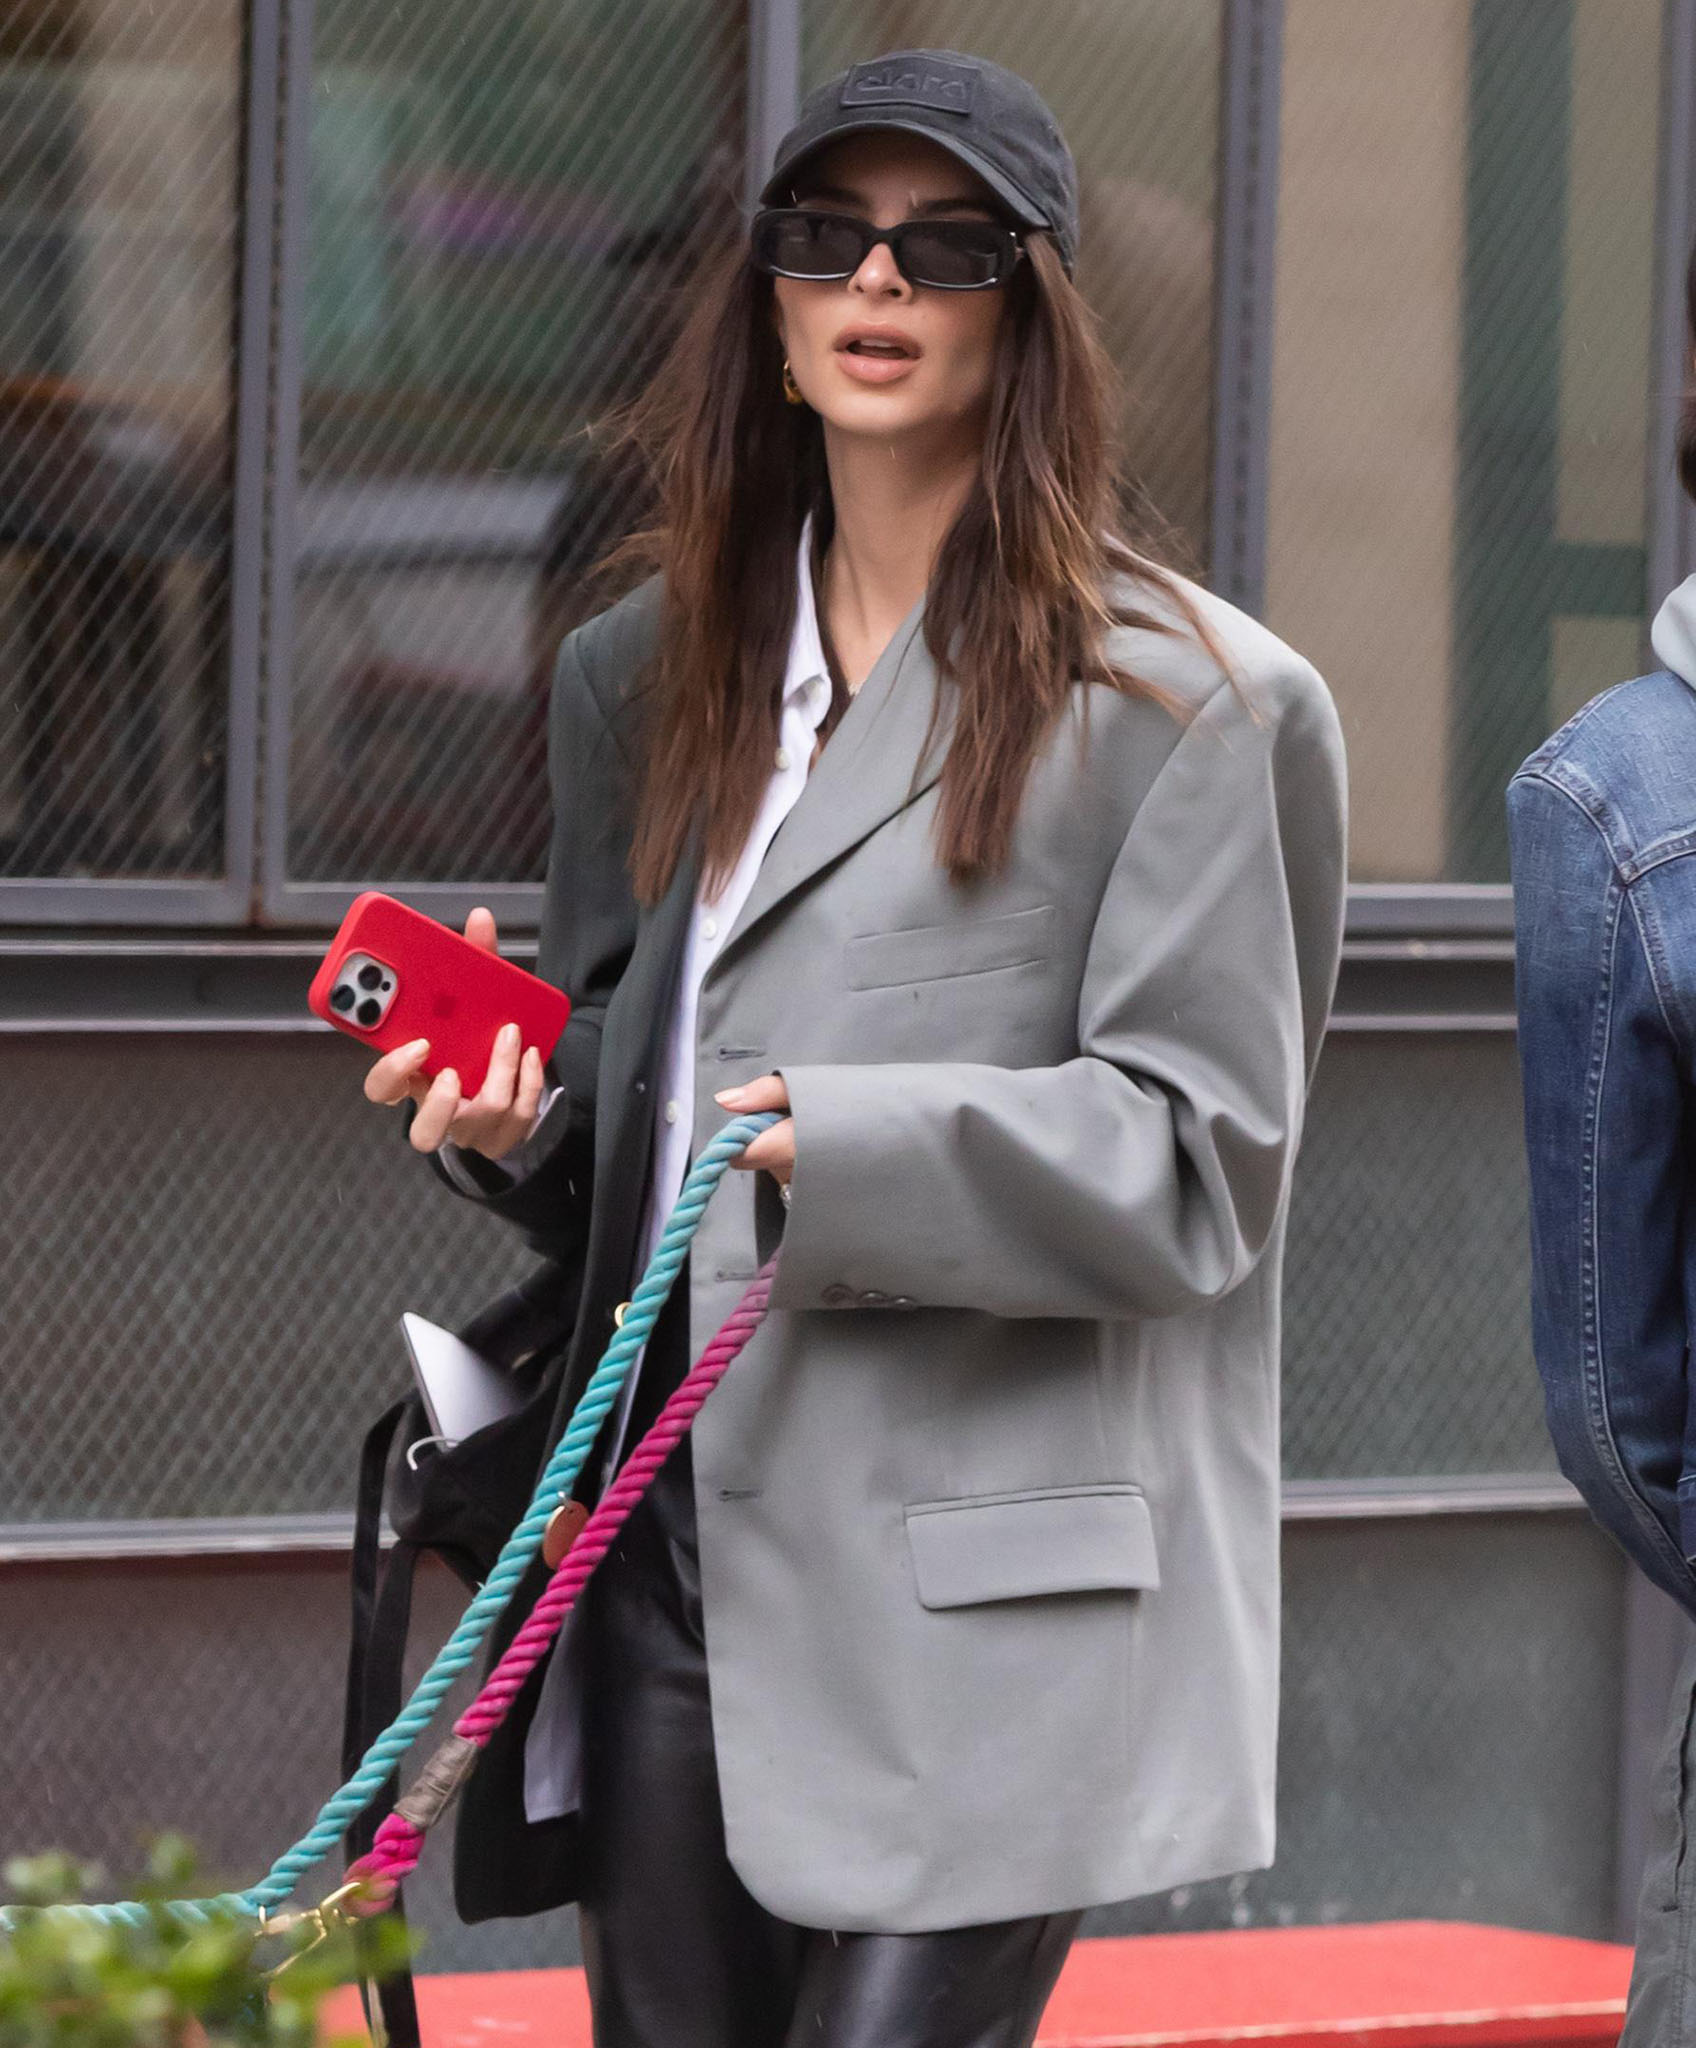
top-left (0, 1112), bottom-right (778, 1937)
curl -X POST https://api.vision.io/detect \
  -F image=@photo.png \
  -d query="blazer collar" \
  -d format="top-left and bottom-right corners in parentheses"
top-left (718, 598), bottom-right (946, 963)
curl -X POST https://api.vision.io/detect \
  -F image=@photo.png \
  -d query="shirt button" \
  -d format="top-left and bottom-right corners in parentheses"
top-left (701, 915), bottom-right (718, 941)
top-left (775, 747), bottom-right (791, 771)
top-left (664, 1100), bottom-right (681, 1126)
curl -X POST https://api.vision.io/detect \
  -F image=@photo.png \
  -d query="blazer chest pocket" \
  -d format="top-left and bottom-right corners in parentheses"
top-left (903, 1483), bottom-right (1158, 1610)
top-left (845, 904), bottom-right (1053, 991)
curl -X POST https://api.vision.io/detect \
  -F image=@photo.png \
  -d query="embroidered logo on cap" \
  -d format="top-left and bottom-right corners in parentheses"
top-left (840, 56), bottom-right (978, 116)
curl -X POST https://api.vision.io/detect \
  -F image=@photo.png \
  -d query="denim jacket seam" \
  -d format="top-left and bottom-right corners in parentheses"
top-left (1622, 873), bottom-right (1687, 1054)
top-left (1578, 882), bottom-right (1696, 1582)
top-left (1509, 764), bottom-right (1635, 874)
top-left (1620, 831), bottom-right (1696, 883)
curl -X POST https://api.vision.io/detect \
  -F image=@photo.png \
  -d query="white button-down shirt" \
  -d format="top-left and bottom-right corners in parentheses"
top-left (633, 527), bottom-right (832, 1315)
top-left (523, 519), bottom-right (834, 1823)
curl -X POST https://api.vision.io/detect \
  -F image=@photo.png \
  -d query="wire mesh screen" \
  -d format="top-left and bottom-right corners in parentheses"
top-left (0, 1514), bottom-right (1628, 1960)
top-left (0, 1554), bottom-right (577, 1972)
top-left (3, 1024), bottom-right (1544, 1528)
top-left (1283, 1032), bottom-right (1552, 1479)
top-left (1263, 0), bottom-right (1661, 885)
top-left (3, 1033), bottom-right (531, 1523)
top-left (283, 0), bottom-right (745, 888)
top-left (802, 1), bottom-right (1220, 567)
top-left (0, 2), bottom-right (239, 882)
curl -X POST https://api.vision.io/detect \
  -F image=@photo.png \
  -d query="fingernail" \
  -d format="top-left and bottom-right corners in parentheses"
top-left (500, 1023), bottom-right (520, 1047)
top-left (406, 1038), bottom-right (430, 1055)
top-left (715, 1087), bottom-right (743, 1106)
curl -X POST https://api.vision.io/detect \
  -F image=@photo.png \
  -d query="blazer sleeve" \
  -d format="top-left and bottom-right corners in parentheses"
top-left (428, 621), bottom-right (640, 1265)
top-left (771, 662), bottom-right (1347, 1321)
top-left (1508, 768), bottom-right (1696, 1611)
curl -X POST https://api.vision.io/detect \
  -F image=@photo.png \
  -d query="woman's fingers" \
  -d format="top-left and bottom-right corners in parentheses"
top-left (735, 1118), bottom-right (796, 1181)
top-left (408, 1066), bottom-right (464, 1152)
top-left (513, 1043), bottom-right (546, 1128)
top-left (439, 1034), bottom-right (546, 1162)
top-left (464, 905), bottom-right (499, 953)
top-left (473, 1023), bottom-right (522, 1116)
top-left (715, 1074), bottom-right (791, 1115)
top-left (366, 1037), bottom-right (431, 1107)
top-left (716, 1074), bottom-right (795, 1180)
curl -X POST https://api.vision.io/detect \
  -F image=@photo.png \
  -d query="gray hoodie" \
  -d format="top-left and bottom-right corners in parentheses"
top-left (1652, 571), bottom-right (1696, 684)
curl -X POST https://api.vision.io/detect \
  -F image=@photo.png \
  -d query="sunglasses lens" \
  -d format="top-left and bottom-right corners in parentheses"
top-left (756, 211), bottom-right (867, 278)
top-left (900, 223), bottom-right (1008, 288)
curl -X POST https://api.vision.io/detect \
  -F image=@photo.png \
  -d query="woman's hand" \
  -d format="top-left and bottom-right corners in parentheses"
top-left (716, 1074), bottom-right (795, 1187)
top-left (363, 907), bottom-right (547, 1158)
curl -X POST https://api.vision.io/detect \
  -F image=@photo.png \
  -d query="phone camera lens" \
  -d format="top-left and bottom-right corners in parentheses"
top-left (357, 997), bottom-right (382, 1028)
top-left (357, 964), bottom-right (383, 991)
top-left (331, 984), bottom-right (355, 1013)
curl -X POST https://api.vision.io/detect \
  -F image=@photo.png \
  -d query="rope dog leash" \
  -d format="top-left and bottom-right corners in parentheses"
top-left (0, 1113), bottom-right (779, 1937)
top-left (352, 1254), bottom-right (779, 1890)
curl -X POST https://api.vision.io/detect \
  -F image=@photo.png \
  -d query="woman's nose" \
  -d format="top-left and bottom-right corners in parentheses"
top-left (849, 241), bottom-right (911, 300)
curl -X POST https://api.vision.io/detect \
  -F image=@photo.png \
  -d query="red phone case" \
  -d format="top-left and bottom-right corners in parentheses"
top-left (308, 892), bottom-right (570, 1099)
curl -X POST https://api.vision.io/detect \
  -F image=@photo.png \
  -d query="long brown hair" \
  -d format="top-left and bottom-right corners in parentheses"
top-left (1679, 242), bottom-right (1696, 502)
top-left (610, 226), bottom-right (1210, 903)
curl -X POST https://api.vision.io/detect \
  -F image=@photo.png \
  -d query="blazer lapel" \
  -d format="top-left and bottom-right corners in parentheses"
top-left (720, 601), bottom-right (949, 962)
top-left (583, 841), bottom-right (699, 1289)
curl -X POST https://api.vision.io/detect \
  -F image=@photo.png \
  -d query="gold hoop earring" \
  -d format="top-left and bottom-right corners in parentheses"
top-left (782, 358), bottom-right (804, 406)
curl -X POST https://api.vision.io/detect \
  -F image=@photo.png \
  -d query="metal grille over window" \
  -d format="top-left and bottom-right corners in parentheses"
top-left (279, 0), bottom-right (746, 897)
top-left (1263, 0), bottom-right (1661, 885)
top-left (1283, 1035), bottom-right (1551, 1480)
top-left (0, 0), bottom-right (240, 886)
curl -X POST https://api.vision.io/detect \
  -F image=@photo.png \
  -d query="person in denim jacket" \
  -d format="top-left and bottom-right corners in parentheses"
top-left (1509, 253), bottom-right (1696, 2041)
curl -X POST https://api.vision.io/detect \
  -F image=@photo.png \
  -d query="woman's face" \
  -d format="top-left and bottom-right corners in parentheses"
top-left (771, 132), bottom-right (1011, 451)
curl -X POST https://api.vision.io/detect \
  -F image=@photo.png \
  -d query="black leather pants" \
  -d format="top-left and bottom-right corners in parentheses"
top-left (575, 1287), bottom-right (1081, 2048)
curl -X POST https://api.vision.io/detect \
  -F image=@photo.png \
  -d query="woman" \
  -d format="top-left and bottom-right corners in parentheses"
top-left (366, 50), bottom-right (1347, 2048)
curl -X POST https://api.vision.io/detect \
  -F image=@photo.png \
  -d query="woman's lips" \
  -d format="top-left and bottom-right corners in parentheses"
top-left (833, 343), bottom-right (920, 385)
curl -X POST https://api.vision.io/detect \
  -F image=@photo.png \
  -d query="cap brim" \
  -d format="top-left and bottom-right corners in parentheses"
top-left (759, 117), bottom-right (1054, 242)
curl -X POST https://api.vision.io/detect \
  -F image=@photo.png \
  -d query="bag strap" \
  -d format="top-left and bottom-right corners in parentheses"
top-left (342, 1400), bottom-right (422, 2048)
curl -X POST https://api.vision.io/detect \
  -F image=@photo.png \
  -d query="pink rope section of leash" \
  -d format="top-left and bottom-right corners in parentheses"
top-left (350, 1254), bottom-right (779, 1895)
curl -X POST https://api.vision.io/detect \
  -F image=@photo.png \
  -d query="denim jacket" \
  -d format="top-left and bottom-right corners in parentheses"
top-left (1508, 575), bottom-right (1696, 1614)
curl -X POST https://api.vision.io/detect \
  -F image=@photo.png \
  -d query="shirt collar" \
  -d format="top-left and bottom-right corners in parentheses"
top-left (783, 515), bottom-right (832, 717)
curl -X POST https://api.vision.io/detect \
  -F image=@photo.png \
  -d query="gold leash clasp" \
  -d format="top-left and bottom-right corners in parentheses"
top-left (257, 1879), bottom-right (378, 1980)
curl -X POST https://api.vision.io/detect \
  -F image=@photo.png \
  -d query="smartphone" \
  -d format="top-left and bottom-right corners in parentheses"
top-left (400, 1312), bottom-right (529, 1446)
top-left (308, 891), bottom-right (570, 1098)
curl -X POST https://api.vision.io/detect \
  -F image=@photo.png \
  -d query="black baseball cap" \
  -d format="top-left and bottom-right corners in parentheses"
top-left (759, 51), bottom-right (1080, 274)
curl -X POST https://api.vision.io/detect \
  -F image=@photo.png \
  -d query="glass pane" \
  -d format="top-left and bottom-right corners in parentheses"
top-left (803, 3), bottom-right (1220, 568)
top-left (285, 0), bottom-right (745, 888)
top-left (0, 0), bottom-right (239, 880)
top-left (1264, 0), bottom-right (1661, 883)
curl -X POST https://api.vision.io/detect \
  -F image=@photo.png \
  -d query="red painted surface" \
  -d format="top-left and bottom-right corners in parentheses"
top-left (321, 1920), bottom-right (1633, 2048)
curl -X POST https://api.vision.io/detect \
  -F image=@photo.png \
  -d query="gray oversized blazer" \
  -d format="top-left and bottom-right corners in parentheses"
top-left (444, 565), bottom-right (1347, 1934)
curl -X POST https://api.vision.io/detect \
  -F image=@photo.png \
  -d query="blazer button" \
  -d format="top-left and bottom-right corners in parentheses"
top-left (820, 1283), bottom-right (855, 1308)
top-left (858, 1289), bottom-right (890, 1307)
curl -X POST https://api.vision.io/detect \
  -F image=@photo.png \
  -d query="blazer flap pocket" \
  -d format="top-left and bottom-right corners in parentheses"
top-left (904, 1484), bottom-right (1158, 1610)
top-left (846, 905), bottom-right (1053, 990)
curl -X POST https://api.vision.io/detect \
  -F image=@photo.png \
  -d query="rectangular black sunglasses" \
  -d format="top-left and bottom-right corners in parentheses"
top-left (750, 207), bottom-right (1023, 291)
